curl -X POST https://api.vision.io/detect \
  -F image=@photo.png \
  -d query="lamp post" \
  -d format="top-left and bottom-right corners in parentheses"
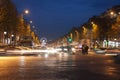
top-left (114, 38), bottom-right (117, 48)
top-left (21, 9), bottom-right (30, 18)
top-left (75, 30), bottom-right (79, 42)
top-left (19, 9), bottom-right (30, 38)
top-left (4, 31), bottom-right (7, 44)
top-left (90, 29), bottom-right (93, 49)
top-left (11, 34), bottom-right (14, 45)
top-left (89, 22), bottom-right (94, 50)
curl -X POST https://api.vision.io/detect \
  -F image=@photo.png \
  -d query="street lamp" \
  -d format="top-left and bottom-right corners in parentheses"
top-left (109, 11), bottom-right (117, 18)
top-left (110, 11), bottom-right (114, 15)
top-left (90, 22), bottom-right (94, 49)
top-left (90, 29), bottom-right (93, 49)
top-left (4, 31), bottom-right (7, 44)
top-left (4, 32), bottom-right (7, 35)
top-left (82, 26), bottom-right (87, 36)
top-left (32, 26), bottom-right (35, 28)
top-left (30, 20), bottom-right (32, 24)
top-left (11, 34), bottom-right (14, 37)
top-left (11, 34), bottom-right (14, 45)
top-left (21, 9), bottom-right (30, 18)
top-left (24, 9), bottom-right (29, 14)
top-left (119, 12), bottom-right (120, 15)
top-left (114, 38), bottom-right (117, 48)
top-left (75, 30), bottom-right (79, 42)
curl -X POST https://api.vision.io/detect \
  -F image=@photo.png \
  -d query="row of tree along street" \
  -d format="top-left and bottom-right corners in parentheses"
top-left (50, 5), bottom-right (120, 49)
top-left (0, 0), bottom-right (40, 46)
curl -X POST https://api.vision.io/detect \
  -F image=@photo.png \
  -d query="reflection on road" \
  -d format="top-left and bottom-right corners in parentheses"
top-left (0, 53), bottom-right (120, 80)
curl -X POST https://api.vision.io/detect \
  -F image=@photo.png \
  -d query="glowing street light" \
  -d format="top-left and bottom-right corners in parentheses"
top-left (110, 11), bottom-right (114, 15)
top-left (109, 11), bottom-right (117, 18)
top-left (11, 34), bottom-right (14, 45)
top-left (30, 20), bottom-right (32, 23)
top-left (11, 34), bottom-right (14, 37)
top-left (21, 9), bottom-right (30, 18)
top-left (4, 31), bottom-right (7, 44)
top-left (32, 26), bottom-right (35, 28)
top-left (4, 31), bottom-right (7, 35)
top-left (119, 12), bottom-right (120, 15)
top-left (24, 9), bottom-right (29, 14)
top-left (114, 38), bottom-right (117, 48)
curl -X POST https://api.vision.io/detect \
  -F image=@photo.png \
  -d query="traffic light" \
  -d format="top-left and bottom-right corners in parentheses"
top-left (67, 37), bottom-right (72, 43)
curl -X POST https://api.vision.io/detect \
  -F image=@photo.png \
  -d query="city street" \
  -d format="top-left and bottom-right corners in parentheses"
top-left (0, 53), bottom-right (120, 80)
top-left (0, 0), bottom-right (120, 80)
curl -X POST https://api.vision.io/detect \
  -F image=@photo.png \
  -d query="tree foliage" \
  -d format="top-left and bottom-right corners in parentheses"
top-left (109, 15), bottom-right (120, 37)
top-left (0, 0), bottom-right (18, 36)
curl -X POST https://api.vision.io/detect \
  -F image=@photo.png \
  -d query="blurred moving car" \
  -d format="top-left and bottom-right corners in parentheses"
top-left (92, 48), bottom-right (120, 56)
top-left (94, 48), bottom-right (106, 54)
top-left (105, 48), bottom-right (120, 56)
top-left (56, 46), bottom-right (76, 54)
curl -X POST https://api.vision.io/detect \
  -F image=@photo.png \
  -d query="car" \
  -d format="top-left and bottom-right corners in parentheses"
top-left (94, 48), bottom-right (106, 54)
top-left (105, 48), bottom-right (120, 56)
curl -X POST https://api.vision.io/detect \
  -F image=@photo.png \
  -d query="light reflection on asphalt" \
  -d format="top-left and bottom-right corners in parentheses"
top-left (0, 53), bottom-right (120, 80)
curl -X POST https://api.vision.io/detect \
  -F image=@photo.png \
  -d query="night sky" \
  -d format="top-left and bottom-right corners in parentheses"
top-left (12, 0), bottom-right (120, 40)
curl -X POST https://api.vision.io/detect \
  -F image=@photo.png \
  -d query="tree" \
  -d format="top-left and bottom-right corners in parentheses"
top-left (0, 0), bottom-right (18, 36)
top-left (109, 15), bottom-right (120, 38)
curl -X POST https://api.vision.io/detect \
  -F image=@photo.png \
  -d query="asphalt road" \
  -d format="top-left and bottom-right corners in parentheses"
top-left (0, 53), bottom-right (120, 80)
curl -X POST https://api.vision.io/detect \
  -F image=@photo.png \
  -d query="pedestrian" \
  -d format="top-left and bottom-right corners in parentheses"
top-left (82, 44), bottom-right (85, 55)
top-left (85, 45), bottom-right (89, 54)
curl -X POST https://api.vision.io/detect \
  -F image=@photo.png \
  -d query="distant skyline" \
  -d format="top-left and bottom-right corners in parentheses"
top-left (12, 0), bottom-right (120, 40)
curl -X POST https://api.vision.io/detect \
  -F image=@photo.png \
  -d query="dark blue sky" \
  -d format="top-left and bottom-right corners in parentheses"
top-left (12, 0), bottom-right (120, 40)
